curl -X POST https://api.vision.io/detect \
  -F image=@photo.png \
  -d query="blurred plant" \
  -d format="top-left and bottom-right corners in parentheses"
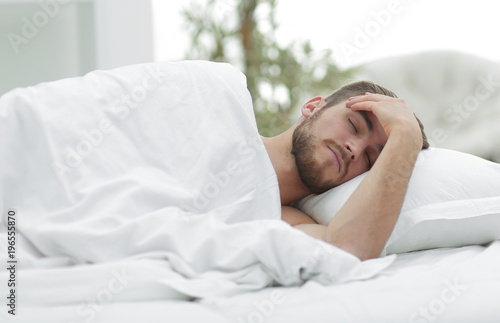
top-left (182, 0), bottom-right (355, 136)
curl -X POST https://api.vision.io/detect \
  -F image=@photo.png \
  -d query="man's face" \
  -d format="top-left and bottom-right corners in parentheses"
top-left (292, 99), bottom-right (388, 194)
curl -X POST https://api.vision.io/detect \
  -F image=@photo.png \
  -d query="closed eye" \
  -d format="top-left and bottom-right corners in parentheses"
top-left (348, 119), bottom-right (358, 133)
top-left (350, 117), bottom-right (372, 169)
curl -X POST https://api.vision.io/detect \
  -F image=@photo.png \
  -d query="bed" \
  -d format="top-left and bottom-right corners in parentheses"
top-left (1, 59), bottom-right (499, 323)
top-left (1, 241), bottom-right (498, 323)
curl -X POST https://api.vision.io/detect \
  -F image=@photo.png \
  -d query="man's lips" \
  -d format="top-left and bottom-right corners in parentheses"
top-left (328, 146), bottom-right (342, 173)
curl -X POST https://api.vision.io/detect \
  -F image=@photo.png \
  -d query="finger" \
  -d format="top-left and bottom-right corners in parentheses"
top-left (349, 93), bottom-right (390, 101)
top-left (347, 101), bottom-right (376, 112)
top-left (346, 95), bottom-right (378, 108)
top-left (346, 93), bottom-right (391, 106)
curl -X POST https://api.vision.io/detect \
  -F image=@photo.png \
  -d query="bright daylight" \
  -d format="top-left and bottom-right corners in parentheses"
top-left (1, 0), bottom-right (500, 322)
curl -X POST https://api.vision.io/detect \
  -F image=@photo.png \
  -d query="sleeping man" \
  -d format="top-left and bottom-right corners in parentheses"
top-left (1, 60), bottom-right (428, 274)
top-left (266, 81), bottom-right (429, 260)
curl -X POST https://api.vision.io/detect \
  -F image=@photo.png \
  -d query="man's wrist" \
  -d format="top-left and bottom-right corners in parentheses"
top-left (389, 123), bottom-right (423, 151)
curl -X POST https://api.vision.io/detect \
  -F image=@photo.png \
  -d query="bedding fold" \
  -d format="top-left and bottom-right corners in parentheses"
top-left (0, 60), bottom-right (393, 303)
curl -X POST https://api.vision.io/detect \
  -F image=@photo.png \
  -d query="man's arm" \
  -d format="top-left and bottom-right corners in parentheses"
top-left (281, 205), bottom-right (327, 240)
top-left (283, 94), bottom-right (423, 261)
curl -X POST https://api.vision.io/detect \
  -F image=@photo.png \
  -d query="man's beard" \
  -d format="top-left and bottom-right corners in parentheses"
top-left (291, 111), bottom-right (349, 194)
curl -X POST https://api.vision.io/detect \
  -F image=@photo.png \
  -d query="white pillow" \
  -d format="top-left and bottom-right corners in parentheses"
top-left (294, 148), bottom-right (500, 254)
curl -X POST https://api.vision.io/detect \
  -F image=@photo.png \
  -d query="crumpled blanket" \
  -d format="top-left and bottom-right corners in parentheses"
top-left (0, 60), bottom-right (394, 306)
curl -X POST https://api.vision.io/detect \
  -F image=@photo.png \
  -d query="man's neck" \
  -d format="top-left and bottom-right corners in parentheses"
top-left (261, 128), bottom-right (312, 205)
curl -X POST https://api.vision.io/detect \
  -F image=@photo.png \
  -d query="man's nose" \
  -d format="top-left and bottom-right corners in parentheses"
top-left (344, 140), bottom-right (364, 161)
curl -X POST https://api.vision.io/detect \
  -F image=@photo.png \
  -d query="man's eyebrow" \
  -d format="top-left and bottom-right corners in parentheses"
top-left (357, 111), bottom-right (373, 133)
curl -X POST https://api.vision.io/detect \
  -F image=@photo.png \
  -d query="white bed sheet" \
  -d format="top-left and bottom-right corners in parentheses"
top-left (3, 301), bottom-right (233, 323)
top-left (3, 241), bottom-right (498, 323)
top-left (200, 241), bottom-right (500, 323)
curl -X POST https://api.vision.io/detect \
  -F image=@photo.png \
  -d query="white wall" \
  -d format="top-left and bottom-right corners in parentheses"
top-left (0, 0), bottom-right (154, 95)
top-left (0, 1), bottom-right (95, 95)
top-left (94, 0), bottom-right (153, 70)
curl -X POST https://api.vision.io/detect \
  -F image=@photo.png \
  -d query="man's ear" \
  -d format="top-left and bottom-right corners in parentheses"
top-left (301, 97), bottom-right (326, 118)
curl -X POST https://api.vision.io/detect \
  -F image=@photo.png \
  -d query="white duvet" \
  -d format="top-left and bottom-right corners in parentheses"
top-left (0, 60), bottom-right (394, 319)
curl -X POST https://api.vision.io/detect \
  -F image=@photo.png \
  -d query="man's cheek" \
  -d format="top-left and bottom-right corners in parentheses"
top-left (349, 164), bottom-right (365, 179)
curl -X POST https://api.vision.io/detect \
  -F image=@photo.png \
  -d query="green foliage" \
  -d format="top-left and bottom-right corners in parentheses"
top-left (182, 0), bottom-right (355, 136)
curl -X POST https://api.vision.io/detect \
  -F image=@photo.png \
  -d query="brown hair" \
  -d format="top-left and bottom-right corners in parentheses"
top-left (322, 80), bottom-right (429, 149)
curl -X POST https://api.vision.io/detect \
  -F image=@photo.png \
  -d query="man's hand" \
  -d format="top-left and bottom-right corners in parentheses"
top-left (282, 93), bottom-right (425, 261)
top-left (346, 92), bottom-right (423, 148)
top-left (321, 93), bottom-right (423, 260)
